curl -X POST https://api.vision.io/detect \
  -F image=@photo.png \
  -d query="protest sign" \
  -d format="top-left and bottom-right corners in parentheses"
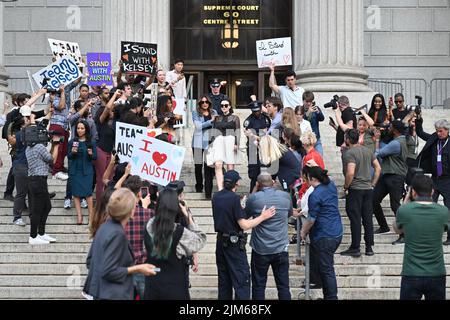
top-left (87, 53), bottom-right (113, 86)
top-left (172, 98), bottom-right (186, 128)
top-left (48, 38), bottom-right (85, 68)
top-left (256, 37), bottom-right (292, 68)
top-left (130, 134), bottom-right (186, 186)
top-left (115, 122), bottom-right (162, 164)
top-left (121, 41), bottom-right (158, 76)
top-left (33, 56), bottom-right (81, 90)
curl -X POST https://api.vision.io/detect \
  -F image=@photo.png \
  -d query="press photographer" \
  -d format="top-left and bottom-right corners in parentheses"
top-left (25, 116), bottom-right (59, 245)
top-left (416, 116), bottom-right (450, 245)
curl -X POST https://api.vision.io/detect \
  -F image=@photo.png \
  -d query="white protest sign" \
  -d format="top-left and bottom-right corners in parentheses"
top-left (33, 56), bottom-right (81, 90)
top-left (48, 38), bottom-right (85, 68)
top-left (172, 98), bottom-right (186, 128)
top-left (115, 122), bottom-right (162, 164)
top-left (130, 134), bottom-right (186, 186)
top-left (256, 37), bottom-right (292, 68)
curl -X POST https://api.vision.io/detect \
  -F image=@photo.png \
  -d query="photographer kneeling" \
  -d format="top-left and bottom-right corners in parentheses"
top-left (395, 174), bottom-right (449, 300)
top-left (25, 117), bottom-right (59, 245)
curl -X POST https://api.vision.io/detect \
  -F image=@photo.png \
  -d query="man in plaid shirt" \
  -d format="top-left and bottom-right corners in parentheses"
top-left (123, 176), bottom-right (154, 298)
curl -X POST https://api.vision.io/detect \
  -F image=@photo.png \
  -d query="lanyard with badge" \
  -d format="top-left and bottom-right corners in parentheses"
top-left (437, 138), bottom-right (449, 176)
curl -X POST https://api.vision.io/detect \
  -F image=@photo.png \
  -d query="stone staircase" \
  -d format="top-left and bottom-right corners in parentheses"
top-left (1, 108), bottom-right (450, 300)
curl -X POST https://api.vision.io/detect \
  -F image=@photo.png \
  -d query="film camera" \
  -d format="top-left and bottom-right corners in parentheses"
top-left (324, 95), bottom-right (340, 110)
top-left (21, 124), bottom-right (59, 147)
top-left (404, 95), bottom-right (423, 115)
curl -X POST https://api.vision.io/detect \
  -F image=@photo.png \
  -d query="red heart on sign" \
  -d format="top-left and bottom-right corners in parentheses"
top-left (283, 55), bottom-right (291, 65)
top-left (153, 152), bottom-right (168, 166)
top-left (122, 54), bottom-right (129, 61)
top-left (147, 131), bottom-right (157, 138)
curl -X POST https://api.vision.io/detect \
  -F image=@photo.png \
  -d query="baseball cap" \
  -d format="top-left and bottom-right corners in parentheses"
top-left (248, 101), bottom-right (263, 112)
top-left (224, 170), bottom-right (242, 183)
top-left (211, 79), bottom-right (221, 88)
top-left (19, 105), bottom-right (32, 117)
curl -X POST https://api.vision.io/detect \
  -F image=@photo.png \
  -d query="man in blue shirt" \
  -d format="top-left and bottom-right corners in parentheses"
top-left (245, 172), bottom-right (295, 300)
top-left (212, 171), bottom-right (275, 300)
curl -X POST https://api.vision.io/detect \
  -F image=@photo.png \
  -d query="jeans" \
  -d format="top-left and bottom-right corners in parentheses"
top-left (314, 139), bottom-right (323, 157)
top-left (400, 276), bottom-right (446, 300)
top-left (28, 176), bottom-right (51, 238)
top-left (346, 189), bottom-right (374, 249)
top-left (373, 174), bottom-right (405, 230)
top-left (251, 251), bottom-right (291, 300)
top-left (12, 164), bottom-right (28, 222)
top-left (432, 177), bottom-right (450, 239)
top-left (95, 147), bottom-right (112, 202)
top-left (192, 148), bottom-right (214, 198)
top-left (310, 236), bottom-right (342, 300)
top-left (4, 156), bottom-right (15, 196)
top-left (49, 124), bottom-right (69, 175)
top-left (216, 239), bottom-right (251, 300)
top-left (133, 273), bottom-right (145, 299)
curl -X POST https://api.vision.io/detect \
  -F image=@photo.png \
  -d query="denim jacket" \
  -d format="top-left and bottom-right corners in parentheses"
top-left (192, 109), bottom-right (218, 150)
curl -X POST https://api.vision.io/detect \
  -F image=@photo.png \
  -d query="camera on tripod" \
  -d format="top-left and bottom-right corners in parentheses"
top-left (324, 95), bottom-right (340, 110)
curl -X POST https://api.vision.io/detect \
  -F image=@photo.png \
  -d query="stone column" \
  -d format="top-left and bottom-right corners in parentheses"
top-left (294, 0), bottom-right (371, 92)
top-left (103, 0), bottom-right (170, 72)
top-left (0, 2), bottom-right (10, 107)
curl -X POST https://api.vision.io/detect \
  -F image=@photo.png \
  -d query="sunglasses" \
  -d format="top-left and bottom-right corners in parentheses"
top-left (221, 104), bottom-right (230, 108)
top-left (200, 100), bottom-right (209, 104)
top-left (395, 100), bottom-right (403, 104)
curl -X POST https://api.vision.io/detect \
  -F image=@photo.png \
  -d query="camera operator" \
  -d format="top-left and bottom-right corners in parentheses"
top-left (372, 120), bottom-right (409, 245)
top-left (394, 175), bottom-right (449, 300)
top-left (7, 106), bottom-right (35, 226)
top-left (416, 117), bottom-right (450, 245)
top-left (25, 116), bottom-right (59, 245)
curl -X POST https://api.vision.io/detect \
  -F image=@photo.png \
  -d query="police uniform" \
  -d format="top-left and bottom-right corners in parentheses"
top-left (212, 171), bottom-right (250, 300)
top-left (243, 102), bottom-right (271, 192)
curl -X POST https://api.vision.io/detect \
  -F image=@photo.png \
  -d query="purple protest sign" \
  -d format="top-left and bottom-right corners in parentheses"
top-left (87, 53), bottom-right (113, 86)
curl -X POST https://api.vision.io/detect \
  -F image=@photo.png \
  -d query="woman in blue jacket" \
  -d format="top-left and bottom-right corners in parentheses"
top-left (68, 120), bottom-right (97, 225)
top-left (192, 95), bottom-right (217, 199)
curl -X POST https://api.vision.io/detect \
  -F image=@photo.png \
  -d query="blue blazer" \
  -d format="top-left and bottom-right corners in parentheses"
top-left (192, 109), bottom-right (218, 150)
top-left (67, 140), bottom-right (97, 177)
top-left (84, 219), bottom-right (135, 300)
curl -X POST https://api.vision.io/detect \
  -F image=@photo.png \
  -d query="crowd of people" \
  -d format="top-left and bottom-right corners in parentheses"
top-left (0, 58), bottom-right (449, 301)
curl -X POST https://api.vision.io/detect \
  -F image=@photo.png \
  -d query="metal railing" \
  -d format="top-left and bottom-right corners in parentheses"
top-left (430, 78), bottom-right (450, 108)
top-left (368, 78), bottom-right (428, 107)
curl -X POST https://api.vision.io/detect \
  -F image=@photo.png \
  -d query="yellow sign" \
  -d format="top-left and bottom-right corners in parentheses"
top-left (202, 4), bottom-right (260, 26)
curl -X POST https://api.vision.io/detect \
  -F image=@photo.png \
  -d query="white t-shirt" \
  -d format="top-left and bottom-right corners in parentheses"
top-left (166, 70), bottom-right (187, 100)
top-left (300, 186), bottom-right (315, 217)
top-left (299, 119), bottom-right (312, 136)
top-left (279, 85), bottom-right (304, 109)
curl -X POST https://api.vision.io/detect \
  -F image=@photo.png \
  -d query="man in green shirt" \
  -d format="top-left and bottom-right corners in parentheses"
top-left (395, 174), bottom-right (449, 300)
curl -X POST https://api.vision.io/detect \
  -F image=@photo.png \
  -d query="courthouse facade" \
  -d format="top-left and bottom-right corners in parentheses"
top-left (1, 0), bottom-right (450, 107)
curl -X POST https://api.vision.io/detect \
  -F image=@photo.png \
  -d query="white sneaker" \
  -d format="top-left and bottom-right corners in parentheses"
top-left (54, 172), bottom-right (68, 181)
top-left (81, 199), bottom-right (88, 209)
top-left (29, 236), bottom-right (49, 245)
top-left (38, 234), bottom-right (56, 243)
top-left (13, 218), bottom-right (26, 227)
top-left (64, 198), bottom-right (72, 210)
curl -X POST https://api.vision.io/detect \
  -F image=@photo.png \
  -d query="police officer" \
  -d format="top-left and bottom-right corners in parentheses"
top-left (212, 170), bottom-right (275, 300)
top-left (243, 101), bottom-right (271, 193)
top-left (208, 79), bottom-right (229, 115)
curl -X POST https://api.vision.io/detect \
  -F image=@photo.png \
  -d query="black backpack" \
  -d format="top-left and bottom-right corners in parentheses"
top-left (2, 109), bottom-right (20, 140)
